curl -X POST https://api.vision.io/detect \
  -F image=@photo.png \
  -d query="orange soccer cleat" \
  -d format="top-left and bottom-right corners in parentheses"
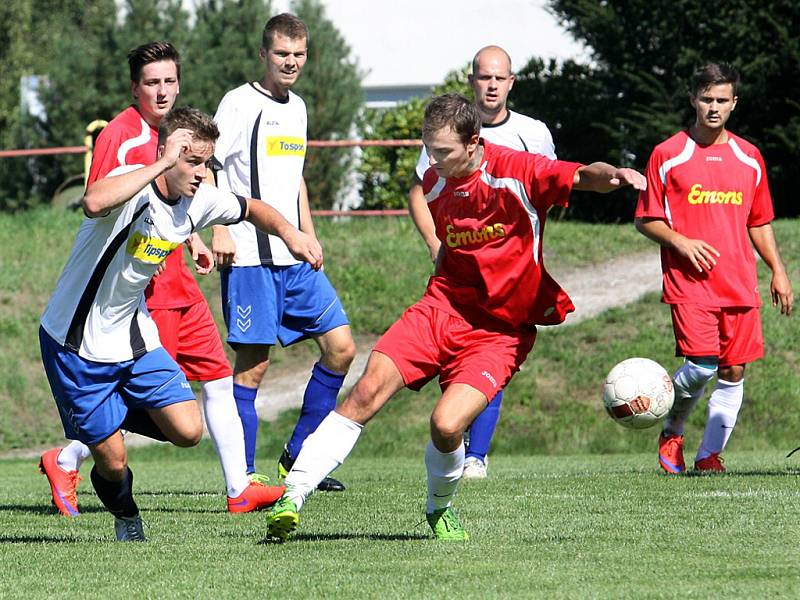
top-left (227, 480), bottom-right (286, 514)
top-left (38, 448), bottom-right (82, 516)
top-left (658, 433), bottom-right (685, 474)
top-left (694, 453), bottom-right (726, 473)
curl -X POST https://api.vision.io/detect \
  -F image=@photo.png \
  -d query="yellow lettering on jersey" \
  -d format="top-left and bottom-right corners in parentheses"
top-left (687, 183), bottom-right (743, 206)
top-left (127, 232), bottom-right (180, 264)
top-left (445, 223), bottom-right (506, 248)
top-left (266, 136), bottom-right (306, 157)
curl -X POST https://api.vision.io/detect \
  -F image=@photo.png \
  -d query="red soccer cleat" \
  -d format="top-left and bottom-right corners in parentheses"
top-left (658, 433), bottom-right (686, 474)
top-left (227, 480), bottom-right (286, 514)
top-left (38, 448), bottom-right (81, 516)
top-left (694, 453), bottom-right (726, 473)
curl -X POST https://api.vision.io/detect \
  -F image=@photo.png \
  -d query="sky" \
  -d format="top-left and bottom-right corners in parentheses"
top-left (268, 0), bottom-right (588, 89)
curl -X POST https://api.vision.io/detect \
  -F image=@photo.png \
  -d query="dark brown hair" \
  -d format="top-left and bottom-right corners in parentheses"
top-left (262, 13), bottom-right (308, 50)
top-left (690, 63), bottom-right (740, 97)
top-left (422, 93), bottom-right (481, 143)
top-left (158, 107), bottom-right (219, 146)
top-left (128, 41), bottom-right (181, 82)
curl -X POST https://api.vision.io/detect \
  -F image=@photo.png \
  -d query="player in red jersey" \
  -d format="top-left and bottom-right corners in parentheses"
top-left (39, 41), bottom-right (284, 518)
top-left (264, 93), bottom-right (646, 541)
top-left (635, 63), bottom-right (793, 474)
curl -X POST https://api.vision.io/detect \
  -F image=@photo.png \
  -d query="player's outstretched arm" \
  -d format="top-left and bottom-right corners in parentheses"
top-left (408, 179), bottom-right (441, 263)
top-left (573, 162), bottom-right (647, 193)
top-left (749, 223), bottom-right (793, 315)
top-left (83, 128), bottom-right (193, 217)
top-left (634, 217), bottom-right (720, 273)
top-left (244, 199), bottom-right (323, 270)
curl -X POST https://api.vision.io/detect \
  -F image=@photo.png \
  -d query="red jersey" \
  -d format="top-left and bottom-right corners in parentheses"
top-left (421, 140), bottom-right (582, 331)
top-left (88, 105), bottom-right (204, 309)
top-left (635, 130), bottom-right (774, 307)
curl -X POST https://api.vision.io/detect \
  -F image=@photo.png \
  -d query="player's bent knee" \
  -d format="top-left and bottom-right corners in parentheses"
top-left (429, 414), bottom-right (465, 443)
top-left (322, 338), bottom-right (356, 373)
top-left (170, 421), bottom-right (203, 447)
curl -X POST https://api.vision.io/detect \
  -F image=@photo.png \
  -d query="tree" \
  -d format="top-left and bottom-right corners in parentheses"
top-left (181, 0), bottom-right (269, 114)
top-left (357, 66), bottom-right (470, 210)
top-left (292, 0), bottom-right (363, 210)
top-left (512, 0), bottom-right (800, 219)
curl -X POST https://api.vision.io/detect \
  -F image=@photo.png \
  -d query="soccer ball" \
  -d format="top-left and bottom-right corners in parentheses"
top-left (602, 357), bottom-right (674, 429)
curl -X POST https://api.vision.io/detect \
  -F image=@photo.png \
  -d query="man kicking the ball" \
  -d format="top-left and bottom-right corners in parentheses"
top-left (266, 93), bottom-right (646, 541)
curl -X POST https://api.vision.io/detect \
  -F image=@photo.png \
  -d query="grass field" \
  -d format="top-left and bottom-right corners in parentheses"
top-left (3, 449), bottom-right (800, 599)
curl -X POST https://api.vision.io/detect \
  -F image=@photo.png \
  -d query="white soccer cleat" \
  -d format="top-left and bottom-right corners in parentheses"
top-left (462, 456), bottom-right (488, 479)
top-left (114, 514), bottom-right (146, 542)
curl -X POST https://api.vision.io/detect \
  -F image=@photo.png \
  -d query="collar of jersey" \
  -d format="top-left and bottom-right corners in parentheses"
top-left (150, 181), bottom-right (181, 206)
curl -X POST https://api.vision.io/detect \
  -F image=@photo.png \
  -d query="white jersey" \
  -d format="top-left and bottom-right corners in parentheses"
top-left (41, 166), bottom-right (246, 363)
top-left (213, 83), bottom-right (307, 267)
top-left (415, 110), bottom-right (556, 179)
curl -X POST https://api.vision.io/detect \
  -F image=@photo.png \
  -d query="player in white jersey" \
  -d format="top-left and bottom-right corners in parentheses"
top-left (408, 45), bottom-right (555, 479)
top-left (39, 107), bottom-right (322, 541)
top-left (210, 14), bottom-right (354, 492)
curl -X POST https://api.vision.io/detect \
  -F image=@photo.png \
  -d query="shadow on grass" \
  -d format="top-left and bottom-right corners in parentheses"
top-left (684, 468), bottom-right (800, 478)
top-left (0, 534), bottom-right (87, 544)
top-left (136, 490), bottom-right (219, 497)
top-left (258, 532), bottom-right (431, 545)
top-left (0, 503), bottom-right (105, 515)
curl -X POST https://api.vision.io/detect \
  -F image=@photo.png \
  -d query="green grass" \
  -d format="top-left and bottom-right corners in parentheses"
top-left (0, 207), bottom-right (649, 452)
top-left (1, 209), bottom-right (796, 454)
top-left (3, 449), bottom-right (800, 598)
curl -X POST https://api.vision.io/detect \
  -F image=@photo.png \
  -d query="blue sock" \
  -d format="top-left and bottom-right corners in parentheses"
top-left (233, 383), bottom-right (259, 474)
top-left (466, 391), bottom-right (503, 462)
top-left (286, 362), bottom-right (344, 459)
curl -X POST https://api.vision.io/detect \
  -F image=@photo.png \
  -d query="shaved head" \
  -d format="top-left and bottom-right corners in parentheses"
top-left (468, 45), bottom-right (515, 123)
top-left (472, 46), bottom-right (513, 76)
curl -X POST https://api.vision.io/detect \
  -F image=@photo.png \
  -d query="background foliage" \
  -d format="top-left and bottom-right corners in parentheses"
top-left (512, 0), bottom-right (800, 220)
top-left (0, 0), bottom-right (360, 211)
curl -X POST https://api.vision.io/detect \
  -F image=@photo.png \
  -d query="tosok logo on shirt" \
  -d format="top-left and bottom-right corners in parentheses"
top-left (445, 223), bottom-right (506, 248)
top-left (127, 232), bottom-right (180, 264)
top-left (687, 183), bottom-right (743, 206)
top-left (266, 136), bottom-right (306, 157)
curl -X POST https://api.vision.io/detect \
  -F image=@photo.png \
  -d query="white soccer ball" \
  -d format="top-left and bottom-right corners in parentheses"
top-left (603, 357), bottom-right (674, 429)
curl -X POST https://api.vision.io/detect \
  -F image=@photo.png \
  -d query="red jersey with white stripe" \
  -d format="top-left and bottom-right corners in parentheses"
top-left (421, 140), bottom-right (582, 331)
top-left (635, 130), bottom-right (774, 307)
top-left (89, 105), bottom-right (203, 309)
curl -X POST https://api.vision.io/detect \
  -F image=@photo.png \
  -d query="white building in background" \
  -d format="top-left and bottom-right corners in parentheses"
top-left (272, 0), bottom-right (587, 106)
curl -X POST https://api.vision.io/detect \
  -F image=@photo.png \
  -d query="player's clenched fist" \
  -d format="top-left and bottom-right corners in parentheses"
top-left (284, 230), bottom-right (323, 270)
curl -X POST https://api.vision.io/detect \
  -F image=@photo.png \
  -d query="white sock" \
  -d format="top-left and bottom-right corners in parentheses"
top-left (285, 411), bottom-right (363, 510)
top-left (696, 378), bottom-right (744, 460)
top-left (425, 440), bottom-right (465, 514)
top-left (57, 440), bottom-right (92, 471)
top-left (663, 360), bottom-right (717, 436)
top-left (201, 377), bottom-right (250, 497)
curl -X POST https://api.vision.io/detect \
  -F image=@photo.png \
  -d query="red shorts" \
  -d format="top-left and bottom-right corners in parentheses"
top-left (373, 302), bottom-right (535, 401)
top-left (149, 301), bottom-right (232, 381)
top-left (669, 304), bottom-right (763, 367)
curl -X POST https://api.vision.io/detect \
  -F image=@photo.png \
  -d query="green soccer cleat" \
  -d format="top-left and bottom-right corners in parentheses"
top-left (426, 507), bottom-right (469, 540)
top-left (266, 496), bottom-right (299, 542)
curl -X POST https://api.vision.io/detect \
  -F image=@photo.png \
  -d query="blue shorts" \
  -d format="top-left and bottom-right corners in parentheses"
top-left (221, 262), bottom-right (349, 347)
top-left (39, 327), bottom-right (195, 445)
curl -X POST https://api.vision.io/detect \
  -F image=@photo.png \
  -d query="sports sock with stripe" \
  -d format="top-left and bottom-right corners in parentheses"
top-left (284, 411), bottom-right (362, 510)
top-left (425, 440), bottom-right (465, 513)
